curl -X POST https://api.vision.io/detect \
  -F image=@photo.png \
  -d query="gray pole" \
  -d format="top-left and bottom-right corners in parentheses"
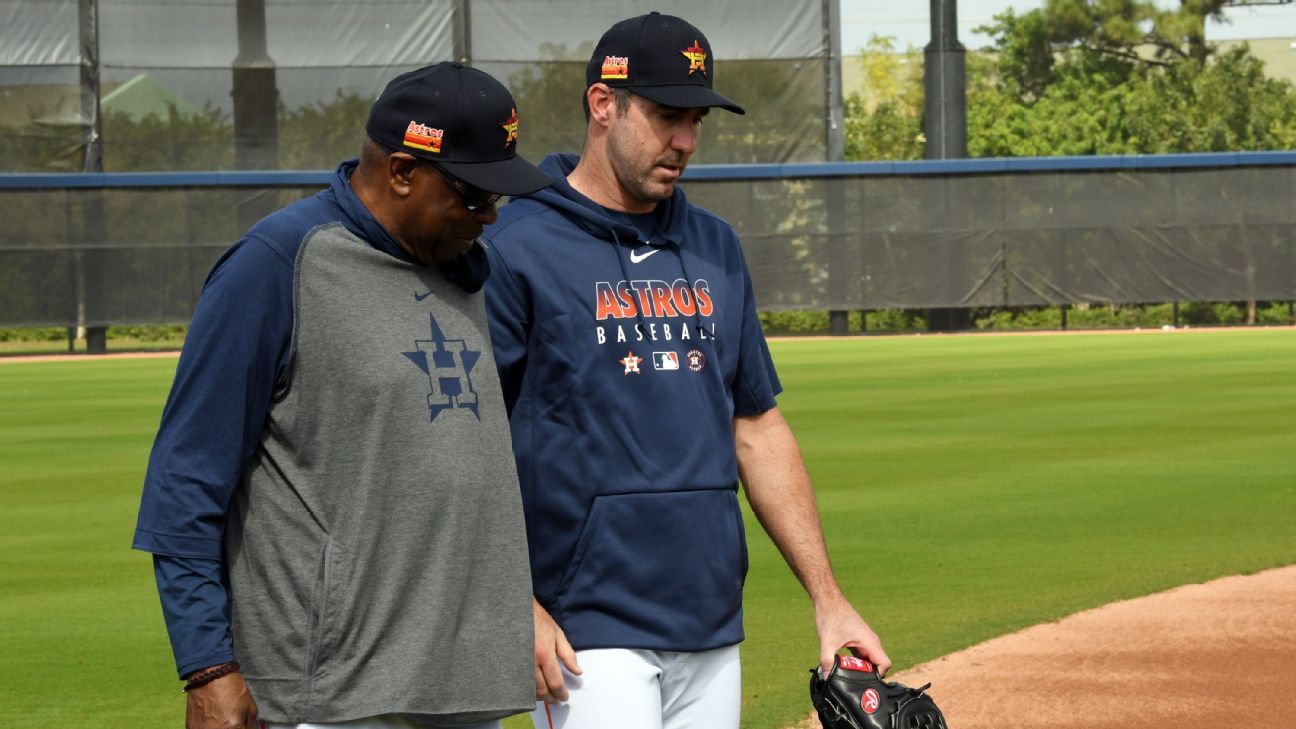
top-left (923, 0), bottom-right (970, 331)
top-left (78, 0), bottom-right (107, 353)
top-left (923, 0), bottom-right (967, 160)
top-left (233, 0), bottom-right (279, 229)
top-left (825, 0), bottom-right (849, 335)
top-left (453, 0), bottom-right (473, 64)
top-left (78, 0), bottom-right (103, 174)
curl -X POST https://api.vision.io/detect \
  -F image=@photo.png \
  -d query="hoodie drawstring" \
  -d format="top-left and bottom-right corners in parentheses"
top-left (670, 240), bottom-right (721, 355)
top-left (611, 228), bottom-right (653, 342)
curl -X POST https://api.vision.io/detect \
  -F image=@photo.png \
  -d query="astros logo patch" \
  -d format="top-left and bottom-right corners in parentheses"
top-left (401, 312), bottom-right (481, 420)
top-left (404, 120), bottom-right (443, 153)
top-left (686, 349), bottom-right (705, 372)
top-left (681, 40), bottom-right (707, 76)
top-left (619, 351), bottom-right (643, 375)
top-left (500, 108), bottom-right (519, 146)
top-left (601, 55), bottom-right (629, 80)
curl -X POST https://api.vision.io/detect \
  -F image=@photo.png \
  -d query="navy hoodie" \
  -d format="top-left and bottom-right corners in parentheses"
top-left (482, 153), bottom-right (781, 652)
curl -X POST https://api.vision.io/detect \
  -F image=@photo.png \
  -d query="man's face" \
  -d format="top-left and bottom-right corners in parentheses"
top-left (399, 159), bottom-right (499, 265)
top-left (605, 93), bottom-right (707, 207)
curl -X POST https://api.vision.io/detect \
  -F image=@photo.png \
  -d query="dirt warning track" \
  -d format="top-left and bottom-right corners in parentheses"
top-left (793, 565), bottom-right (1296, 729)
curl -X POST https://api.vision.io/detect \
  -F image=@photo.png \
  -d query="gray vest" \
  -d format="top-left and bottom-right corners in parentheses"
top-left (226, 224), bottom-right (533, 724)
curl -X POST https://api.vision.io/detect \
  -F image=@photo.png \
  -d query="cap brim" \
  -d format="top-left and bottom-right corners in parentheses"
top-left (438, 154), bottom-right (553, 196)
top-left (629, 85), bottom-right (746, 115)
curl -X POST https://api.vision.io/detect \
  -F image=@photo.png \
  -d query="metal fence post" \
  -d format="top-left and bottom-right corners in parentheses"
top-left (824, 0), bottom-right (849, 335)
top-left (79, 0), bottom-right (107, 353)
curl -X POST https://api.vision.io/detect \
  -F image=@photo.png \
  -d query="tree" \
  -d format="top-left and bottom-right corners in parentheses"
top-left (843, 35), bottom-right (924, 162)
top-left (967, 0), bottom-right (1296, 156)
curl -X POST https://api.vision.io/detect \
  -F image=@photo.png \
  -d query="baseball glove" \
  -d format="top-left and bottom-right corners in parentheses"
top-left (809, 655), bottom-right (948, 729)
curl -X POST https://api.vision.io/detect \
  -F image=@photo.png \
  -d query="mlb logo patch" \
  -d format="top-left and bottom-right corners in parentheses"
top-left (652, 352), bottom-right (679, 371)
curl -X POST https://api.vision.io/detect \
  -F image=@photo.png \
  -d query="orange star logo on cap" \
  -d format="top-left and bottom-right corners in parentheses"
top-left (681, 40), bottom-right (707, 76)
top-left (501, 108), bottom-right (519, 146)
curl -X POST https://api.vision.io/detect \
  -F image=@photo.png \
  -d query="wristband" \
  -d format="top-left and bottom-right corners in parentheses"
top-left (182, 661), bottom-right (240, 692)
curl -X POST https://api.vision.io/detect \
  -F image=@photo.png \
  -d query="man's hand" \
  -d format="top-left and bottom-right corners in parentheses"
top-left (815, 596), bottom-right (891, 677)
top-left (533, 598), bottom-right (581, 703)
top-left (185, 671), bottom-right (259, 729)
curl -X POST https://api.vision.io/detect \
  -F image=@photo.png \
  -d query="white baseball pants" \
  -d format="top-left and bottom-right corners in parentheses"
top-left (531, 645), bottom-right (741, 729)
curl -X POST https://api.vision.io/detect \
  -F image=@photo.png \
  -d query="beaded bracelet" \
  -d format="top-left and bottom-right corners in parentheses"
top-left (182, 661), bottom-right (240, 692)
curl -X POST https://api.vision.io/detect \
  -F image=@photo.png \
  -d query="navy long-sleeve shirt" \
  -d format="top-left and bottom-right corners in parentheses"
top-left (134, 161), bottom-right (489, 677)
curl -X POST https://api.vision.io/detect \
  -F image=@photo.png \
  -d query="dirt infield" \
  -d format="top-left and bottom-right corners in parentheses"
top-left (793, 565), bottom-right (1296, 729)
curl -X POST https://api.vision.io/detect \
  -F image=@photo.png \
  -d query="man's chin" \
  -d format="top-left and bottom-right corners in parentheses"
top-left (641, 179), bottom-right (677, 202)
top-left (418, 239), bottom-right (475, 265)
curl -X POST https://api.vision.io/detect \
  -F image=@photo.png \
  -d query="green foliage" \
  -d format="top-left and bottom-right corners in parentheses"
top-left (972, 302), bottom-right (1277, 330)
top-left (971, 1), bottom-right (1296, 156)
top-left (845, 2), bottom-right (1296, 160)
top-left (758, 309), bottom-right (928, 335)
top-left (843, 36), bottom-right (924, 162)
top-left (101, 104), bottom-right (233, 172)
top-left (278, 91), bottom-right (371, 169)
top-left (760, 303), bottom-right (1296, 335)
top-left (105, 324), bottom-right (188, 342)
top-left (0, 327), bottom-right (68, 342)
top-left (1256, 301), bottom-right (1296, 325)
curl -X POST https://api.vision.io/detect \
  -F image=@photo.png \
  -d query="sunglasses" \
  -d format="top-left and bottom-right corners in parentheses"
top-left (428, 162), bottom-right (502, 212)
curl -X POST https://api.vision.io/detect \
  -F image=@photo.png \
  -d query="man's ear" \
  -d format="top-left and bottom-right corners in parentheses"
top-left (587, 83), bottom-right (617, 127)
top-left (387, 153), bottom-right (420, 198)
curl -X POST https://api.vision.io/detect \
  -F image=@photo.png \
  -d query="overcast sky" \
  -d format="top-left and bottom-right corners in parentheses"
top-left (839, 0), bottom-right (1296, 53)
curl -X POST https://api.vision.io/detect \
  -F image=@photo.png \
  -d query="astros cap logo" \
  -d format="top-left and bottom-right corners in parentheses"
top-left (404, 120), bottom-right (443, 154)
top-left (601, 55), bottom-right (630, 80)
top-left (681, 39), bottom-right (707, 76)
top-left (500, 108), bottom-right (519, 146)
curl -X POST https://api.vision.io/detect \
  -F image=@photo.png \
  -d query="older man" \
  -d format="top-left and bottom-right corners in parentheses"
top-left (134, 62), bottom-right (549, 729)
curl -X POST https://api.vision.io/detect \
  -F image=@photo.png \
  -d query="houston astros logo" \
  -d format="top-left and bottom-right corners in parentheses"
top-left (686, 349), bottom-right (705, 372)
top-left (601, 55), bottom-right (629, 80)
top-left (501, 108), bottom-right (519, 146)
top-left (619, 351), bottom-right (643, 375)
top-left (681, 40), bottom-right (707, 75)
top-left (404, 120), bottom-right (443, 153)
top-left (861, 688), bottom-right (880, 715)
top-left (401, 312), bottom-right (482, 420)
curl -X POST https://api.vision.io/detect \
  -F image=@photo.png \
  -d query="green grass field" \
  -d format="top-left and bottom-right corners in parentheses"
top-left (2, 329), bottom-right (1293, 729)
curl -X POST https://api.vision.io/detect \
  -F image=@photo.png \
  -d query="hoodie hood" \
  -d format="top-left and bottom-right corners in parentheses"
top-left (329, 159), bottom-right (491, 293)
top-left (515, 153), bottom-right (692, 247)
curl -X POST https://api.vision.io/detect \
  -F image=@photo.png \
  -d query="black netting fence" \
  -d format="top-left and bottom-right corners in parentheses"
top-left (2, 161), bottom-right (1293, 327)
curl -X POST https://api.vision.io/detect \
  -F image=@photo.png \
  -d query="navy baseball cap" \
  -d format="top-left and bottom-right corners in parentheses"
top-left (586, 12), bottom-right (745, 115)
top-left (365, 62), bottom-right (551, 195)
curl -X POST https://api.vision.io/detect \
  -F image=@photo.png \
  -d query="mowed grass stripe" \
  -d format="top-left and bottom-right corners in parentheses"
top-left (739, 331), bottom-right (1295, 729)
top-left (1, 332), bottom-right (1293, 728)
top-left (0, 358), bottom-right (179, 728)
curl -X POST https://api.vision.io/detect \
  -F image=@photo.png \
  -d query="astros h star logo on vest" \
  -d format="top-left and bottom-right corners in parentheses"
top-left (402, 311), bottom-right (482, 420)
